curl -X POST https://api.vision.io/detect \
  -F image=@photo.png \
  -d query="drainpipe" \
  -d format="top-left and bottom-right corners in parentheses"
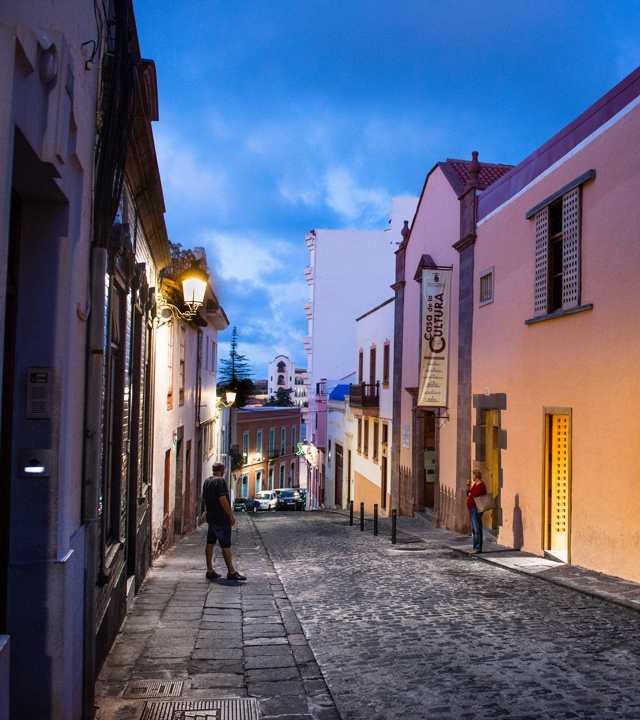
top-left (82, 247), bottom-right (108, 719)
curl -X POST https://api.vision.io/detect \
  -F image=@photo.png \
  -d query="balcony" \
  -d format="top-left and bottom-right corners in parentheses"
top-left (349, 382), bottom-right (379, 414)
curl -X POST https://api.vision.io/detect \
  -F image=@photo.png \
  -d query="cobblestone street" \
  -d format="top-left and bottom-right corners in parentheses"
top-left (257, 512), bottom-right (640, 720)
top-left (97, 511), bottom-right (640, 720)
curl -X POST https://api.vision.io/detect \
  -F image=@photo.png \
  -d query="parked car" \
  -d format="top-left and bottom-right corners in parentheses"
top-left (233, 496), bottom-right (257, 513)
top-left (254, 490), bottom-right (278, 511)
top-left (276, 489), bottom-right (304, 511)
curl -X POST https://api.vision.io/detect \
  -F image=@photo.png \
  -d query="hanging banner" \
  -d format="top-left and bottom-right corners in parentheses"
top-left (418, 267), bottom-right (452, 407)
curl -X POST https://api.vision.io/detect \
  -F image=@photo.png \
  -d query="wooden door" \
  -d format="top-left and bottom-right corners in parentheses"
top-left (185, 440), bottom-right (191, 530)
top-left (483, 409), bottom-right (500, 530)
top-left (335, 444), bottom-right (343, 507)
top-left (381, 455), bottom-right (387, 509)
top-left (423, 413), bottom-right (436, 507)
top-left (546, 414), bottom-right (570, 554)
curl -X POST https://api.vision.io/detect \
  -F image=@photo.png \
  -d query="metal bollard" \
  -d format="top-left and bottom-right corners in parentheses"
top-left (360, 502), bottom-right (364, 531)
top-left (349, 500), bottom-right (354, 526)
top-left (391, 509), bottom-right (397, 545)
top-left (373, 504), bottom-right (378, 536)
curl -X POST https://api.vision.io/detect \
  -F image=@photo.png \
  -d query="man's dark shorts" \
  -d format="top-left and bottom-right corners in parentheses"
top-left (207, 522), bottom-right (231, 549)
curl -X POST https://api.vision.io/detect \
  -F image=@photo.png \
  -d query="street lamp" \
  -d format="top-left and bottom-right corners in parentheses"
top-left (157, 261), bottom-right (209, 325)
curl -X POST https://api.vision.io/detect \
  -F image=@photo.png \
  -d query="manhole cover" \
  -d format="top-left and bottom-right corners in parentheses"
top-left (141, 698), bottom-right (260, 720)
top-left (122, 680), bottom-right (184, 699)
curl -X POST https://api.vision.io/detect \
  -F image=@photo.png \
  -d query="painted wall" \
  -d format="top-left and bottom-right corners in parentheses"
top-left (236, 407), bottom-right (301, 497)
top-left (352, 299), bottom-right (394, 514)
top-left (151, 317), bottom-right (201, 554)
top-left (473, 95), bottom-right (640, 582)
top-left (0, 4), bottom-right (98, 717)
top-left (399, 168), bottom-right (461, 507)
top-left (267, 354), bottom-right (295, 398)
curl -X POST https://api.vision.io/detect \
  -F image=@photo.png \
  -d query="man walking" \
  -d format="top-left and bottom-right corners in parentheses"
top-left (203, 461), bottom-right (246, 581)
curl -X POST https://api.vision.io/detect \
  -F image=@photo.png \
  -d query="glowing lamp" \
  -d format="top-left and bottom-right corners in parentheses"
top-left (180, 262), bottom-right (208, 311)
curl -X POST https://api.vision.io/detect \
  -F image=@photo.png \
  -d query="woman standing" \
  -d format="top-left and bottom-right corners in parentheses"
top-left (466, 468), bottom-right (487, 554)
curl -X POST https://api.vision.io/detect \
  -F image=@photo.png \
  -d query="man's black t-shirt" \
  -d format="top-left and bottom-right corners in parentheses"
top-left (202, 475), bottom-right (230, 525)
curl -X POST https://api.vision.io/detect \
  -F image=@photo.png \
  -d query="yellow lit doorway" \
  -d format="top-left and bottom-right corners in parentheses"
top-left (544, 412), bottom-right (571, 563)
top-left (482, 409), bottom-right (500, 531)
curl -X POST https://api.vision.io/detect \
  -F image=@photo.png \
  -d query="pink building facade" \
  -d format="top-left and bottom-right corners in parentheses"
top-left (392, 158), bottom-right (511, 529)
top-left (470, 65), bottom-right (640, 582)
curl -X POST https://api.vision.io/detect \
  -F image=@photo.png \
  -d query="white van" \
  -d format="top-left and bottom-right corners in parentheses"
top-left (254, 490), bottom-right (278, 511)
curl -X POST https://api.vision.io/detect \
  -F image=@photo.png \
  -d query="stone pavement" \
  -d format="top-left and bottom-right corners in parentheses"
top-left (260, 510), bottom-right (640, 719)
top-left (96, 508), bottom-right (640, 720)
top-left (95, 514), bottom-right (339, 720)
top-left (333, 506), bottom-right (640, 614)
top-left (392, 509), bottom-right (640, 615)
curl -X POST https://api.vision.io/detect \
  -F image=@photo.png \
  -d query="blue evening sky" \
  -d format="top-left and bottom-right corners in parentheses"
top-left (134, 0), bottom-right (640, 377)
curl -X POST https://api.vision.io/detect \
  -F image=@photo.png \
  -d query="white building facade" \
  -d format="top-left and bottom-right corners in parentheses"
top-left (151, 250), bottom-right (229, 557)
top-left (303, 197), bottom-right (417, 506)
top-left (351, 298), bottom-right (395, 514)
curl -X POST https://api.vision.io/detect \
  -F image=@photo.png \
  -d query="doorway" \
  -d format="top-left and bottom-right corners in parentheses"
top-left (544, 412), bottom-right (571, 562)
top-left (482, 409), bottom-right (500, 531)
top-left (423, 413), bottom-right (436, 508)
top-left (0, 190), bottom-right (21, 632)
top-left (185, 440), bottom-right (191, 530)
top-left (335, 443), bottom-right (343, 507)
top-left (381, 454), bottom-right (388, 510)
top-left (174, 427), bottom-right (184, 536)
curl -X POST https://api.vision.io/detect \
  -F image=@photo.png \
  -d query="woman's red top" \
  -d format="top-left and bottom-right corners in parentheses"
top-left (466, 481), bottom-right (487, 509)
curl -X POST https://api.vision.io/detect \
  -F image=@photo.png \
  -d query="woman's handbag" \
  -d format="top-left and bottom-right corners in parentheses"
top-left (474, 493), bottom-right (495, 512)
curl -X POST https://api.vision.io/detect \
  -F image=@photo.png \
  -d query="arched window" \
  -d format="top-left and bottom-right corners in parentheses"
top-left (277, 361), bottom-right (286, 372)
top-left (277, 375), bottom-right (285, 385)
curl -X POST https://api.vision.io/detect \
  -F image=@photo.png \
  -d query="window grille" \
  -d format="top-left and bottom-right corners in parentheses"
top-left (479, 268), bottom-right (494, 306)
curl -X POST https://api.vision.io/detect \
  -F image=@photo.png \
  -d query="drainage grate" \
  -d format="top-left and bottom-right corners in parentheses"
top-left (122, 680), bottom-right (184, 699)
top-left (140, 698), bottom-right (260, 720)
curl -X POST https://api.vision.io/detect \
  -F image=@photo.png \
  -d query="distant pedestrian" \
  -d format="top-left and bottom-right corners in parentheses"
top-left (203, 461), bottom-right (246, 581)
top-left (466, 468), bottom-right (487, 554)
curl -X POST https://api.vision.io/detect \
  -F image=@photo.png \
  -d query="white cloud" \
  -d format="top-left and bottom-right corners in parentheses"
top-left (324, 166), bottom-right (389, 225)
top-left (153, 128), bottom-right (229, 210)
top-left (199, 231), bottom-right (285, 283)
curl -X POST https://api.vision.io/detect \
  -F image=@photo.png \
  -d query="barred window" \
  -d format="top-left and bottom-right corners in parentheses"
top-left (479, 267), bottom-right (494, 306)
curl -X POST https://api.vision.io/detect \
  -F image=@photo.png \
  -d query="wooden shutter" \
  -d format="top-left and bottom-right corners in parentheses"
top-left (534, 207), bottom-right (549, 317)
top-left (562, 188), bottom-right (580, 309)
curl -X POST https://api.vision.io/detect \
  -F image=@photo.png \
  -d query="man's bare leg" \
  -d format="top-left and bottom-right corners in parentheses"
top-left (221, 547), bottom-right (236, 575)
top-left (206, 543), bottom-right (215, 573)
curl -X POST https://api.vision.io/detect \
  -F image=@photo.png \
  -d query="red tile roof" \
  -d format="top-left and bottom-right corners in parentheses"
top-left (442, 158), bottom-right (514, 197)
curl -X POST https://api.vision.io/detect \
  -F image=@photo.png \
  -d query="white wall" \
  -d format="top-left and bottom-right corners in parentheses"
top-left (305, 197), bottom-right (417, 398)
top-left (267, 354), bottom-right (295, 398)
top-left (353, 298), bottom-right (395, 496)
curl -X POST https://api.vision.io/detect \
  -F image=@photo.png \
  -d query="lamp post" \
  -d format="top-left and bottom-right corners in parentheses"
top-left (215, 390), bottom-right (237, 494)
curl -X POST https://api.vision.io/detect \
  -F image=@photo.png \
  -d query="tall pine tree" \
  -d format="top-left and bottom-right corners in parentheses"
top-left (218, 327), bottom-right (255, 407)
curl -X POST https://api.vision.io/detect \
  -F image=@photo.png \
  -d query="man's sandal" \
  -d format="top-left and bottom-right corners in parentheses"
top-left (206, 570), bottom-right (221, 579)
top-left (227, 571), bottom-right (247, 581)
